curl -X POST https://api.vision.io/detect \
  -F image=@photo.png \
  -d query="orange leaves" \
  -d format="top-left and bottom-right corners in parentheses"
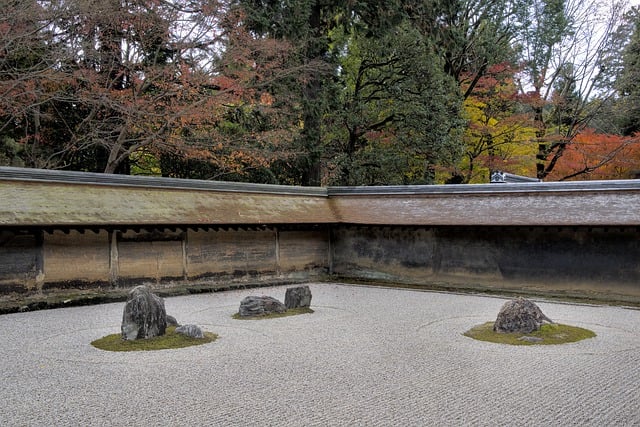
top-left (260, 91), bottom-right (274, 106)
top-left (0, 0), bottom-right (308, 176)
top-left (546, 130), bottom-right (640, 180)
top-left (180, 143), bottom-right (276, 177)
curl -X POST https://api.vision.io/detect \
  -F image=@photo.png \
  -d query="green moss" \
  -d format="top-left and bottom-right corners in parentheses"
top-left (232, 307), bottom-right (314, 320)
top-left (91, 326), bottom-right (217, 351)
top-left (464, 322), bottom-right (596, 345)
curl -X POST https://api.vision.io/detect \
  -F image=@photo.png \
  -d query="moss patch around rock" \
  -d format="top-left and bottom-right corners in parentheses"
top-left (91, 326), bottom-right (218, 351)
top-left (464, 322), bottom-right (596, 345)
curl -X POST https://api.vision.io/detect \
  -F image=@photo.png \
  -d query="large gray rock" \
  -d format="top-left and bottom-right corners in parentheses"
top-left (121, 285), bottom-right (167, 340)
top-left (239, 296), bottom-right (286, 317)
top-left (284, 286), bottom-right (312, 309)
top-left (175, 324), bottom-right (204, 339)
top-left (493, 297), bottom-right (553, 333)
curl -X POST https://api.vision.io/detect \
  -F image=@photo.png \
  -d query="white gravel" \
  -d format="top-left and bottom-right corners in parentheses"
top-left (0, 283), bottom-right (638, 426)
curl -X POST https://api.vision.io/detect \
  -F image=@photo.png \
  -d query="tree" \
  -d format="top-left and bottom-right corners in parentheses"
top-left (546, 129), bottom-right (640, 180)
top-left (0, 0), bottom-right (57, 168)
top-left (614, 6), bottom-right (640, 136)
top-left (403, 0), bottom-right (521, 100)
top-left (238, 0), bottom-right (344, 185)
top-left (238, 0), bottom-right (472, 185)
top-left (4, 0), bottom-right (637, 184)
top-left (324, 21), bottom-right (464, 185)
top-left (0, 0), bottom-right (309, 178)
top-left (513, 0), bottom-right (629, 179)
top-left (448, 62), bottom-right (538, 183)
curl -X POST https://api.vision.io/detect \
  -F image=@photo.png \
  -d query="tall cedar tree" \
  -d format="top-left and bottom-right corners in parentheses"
top-left (616, 7), bottom-right (640, 136)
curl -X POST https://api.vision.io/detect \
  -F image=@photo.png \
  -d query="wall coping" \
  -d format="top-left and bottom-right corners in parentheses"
top-left (4, 166), bottom-right (640, 196)
top-left (328, 180), bottom-right (640, 196)
top-left (0, 166), bottom-right (328, 197)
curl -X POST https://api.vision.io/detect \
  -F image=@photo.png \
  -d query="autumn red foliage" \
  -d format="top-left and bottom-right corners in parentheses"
top-left (546, 129), bottom-right (640, 180)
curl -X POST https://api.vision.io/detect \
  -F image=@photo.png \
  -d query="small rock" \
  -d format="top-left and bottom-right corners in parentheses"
top-left (284, 286), bottom-right (312, 309)
top-left (239, 295), bottom-right (286, 317)
top-left (175, 324), bottom-right (204, 339)
top-left (166, 315), bottom-right (180, 327)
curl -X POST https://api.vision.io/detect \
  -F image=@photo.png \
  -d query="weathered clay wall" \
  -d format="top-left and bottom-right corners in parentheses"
top-left (3, 167), bottom-right (640, 303)
top-left (117, 230), bottom-right (186, 282)
top-left (3, 223), bottom-right (640, 303)
top-left (43, 230), bottom-right (111, 287)
top-left (0, 231), bottom-right (41, 292)
top-left (0, 226), bottom-right (330, 293)
top-left (331, 226), bottom-right (640, 300)
top-left (278, 229), bottom-right (329, 273)
top-left (186, 228), bottom-right (329, 280)
top-left (186, 229), bottom-right (278, 279)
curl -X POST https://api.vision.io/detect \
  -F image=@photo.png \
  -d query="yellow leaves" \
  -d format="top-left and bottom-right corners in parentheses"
top-left (129, 149), bottom-right (162, 176)
top-left (459, 90), bottom-right (539, 183)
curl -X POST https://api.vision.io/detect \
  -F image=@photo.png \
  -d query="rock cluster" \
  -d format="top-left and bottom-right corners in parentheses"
top-left (284, 286), bottom-right (312, 309)
top-left (238, 295), bottom-right (287, 317)
top-left (493, 297), bottom-right (553, 334)
top-left (121, 285), bottom-right (167, 340)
